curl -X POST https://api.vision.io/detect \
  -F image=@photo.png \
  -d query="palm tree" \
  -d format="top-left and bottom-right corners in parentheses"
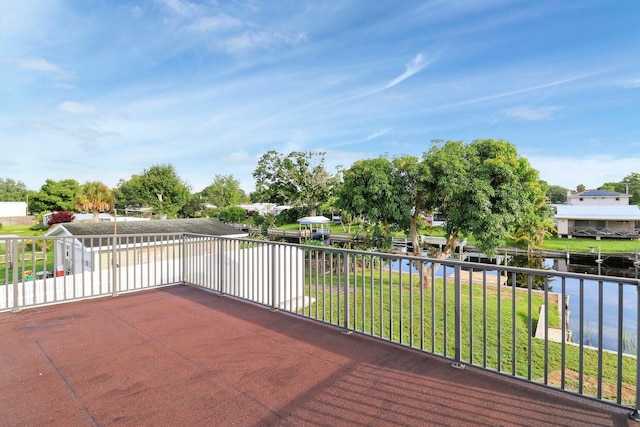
top-left (74, 181), bottom-right (115, 222)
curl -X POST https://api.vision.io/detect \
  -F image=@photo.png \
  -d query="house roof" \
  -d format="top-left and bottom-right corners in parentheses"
top-left (45, 218), bottom-right (247, 247)
top-left (575, 190), bottom-right (623, 197)
top-left (555, 205), bottom-right (640, 220)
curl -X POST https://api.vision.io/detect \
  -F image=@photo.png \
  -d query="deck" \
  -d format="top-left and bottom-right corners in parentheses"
top-left (0, 285), bottom-right (633, 426)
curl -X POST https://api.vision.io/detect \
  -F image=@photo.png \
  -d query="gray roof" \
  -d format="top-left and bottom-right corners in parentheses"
top-left (47, 218), bottom-right (246, 248)
top-left (555, 205), bottom-right (640, 220)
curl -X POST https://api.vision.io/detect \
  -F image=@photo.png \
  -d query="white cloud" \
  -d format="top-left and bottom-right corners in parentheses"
top-left (383, 53), bottom-right (431, 90)
top-left (8, 57), bottom-right (71, 79)
top-left (186, 14), bottom-right (242, 32)
top-left (364, 127), bottom-right (392, 141)
top-left (529, 154), bottom-right (640, 189)
top-left (505, 106), bottom-right (560, 121)
top-left (619, 78), bottom-right (640, 89)
top-left (158, 0), bottom-right (201, 18)
top-left (58, 101), bottom-right (99, 115)
top-left (222, 31), bottom-right (308, 53)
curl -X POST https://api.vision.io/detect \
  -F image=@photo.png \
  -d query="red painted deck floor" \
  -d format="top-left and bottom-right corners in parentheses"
top-left (0, 285), bottom-right (633, 426)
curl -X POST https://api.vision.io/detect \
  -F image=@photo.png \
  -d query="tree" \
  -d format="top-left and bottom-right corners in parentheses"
top-left (546, 184), bottom-right (569, 204)
top-left (117, 164), bottom-right (191, 218)
top-left (179, 193), bottom-right (203, 218)
top-left (421, 139), bottom-right (548, 261)
top-left (0, 178), bottom-right (29, 202)
top-left (336, 156), bottom-right (411, 251)
top-left (252, 151), bottom-right (334, 216)
top-left (29, 179), bottom-right (80, 214)
top-left (74, 181), bottom-right (115, 222)
top-left (576, 184), bottom-right (586, 192)
top-left (217, 206), bottom-right (247, 223)
top-left (200, 175), bottom-right (247, 208)
top-left (601, 173), bottom-right (640, 205)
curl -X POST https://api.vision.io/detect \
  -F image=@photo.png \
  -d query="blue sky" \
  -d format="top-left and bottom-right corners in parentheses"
top-left (2, 1), bottom-right (639, 194)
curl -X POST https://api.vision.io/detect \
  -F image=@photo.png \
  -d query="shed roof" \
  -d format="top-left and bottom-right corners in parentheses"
top-left (555, 205), bottom-right (640, 220)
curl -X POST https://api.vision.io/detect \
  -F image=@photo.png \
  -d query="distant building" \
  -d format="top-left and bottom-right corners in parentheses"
top-left (0, 202), bottom-right (28, 218)
top-left (556, 190), bottom-right (640, 239)
top-left (567, 189), bottom-right (629, 206)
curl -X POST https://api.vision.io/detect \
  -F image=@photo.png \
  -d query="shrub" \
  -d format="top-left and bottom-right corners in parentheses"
top-left (31, 223), bottom-right (50, 231)
top-left (275, 207), bottom-right (308, 226)
top-left (47, 211), bottom-right (75, 225)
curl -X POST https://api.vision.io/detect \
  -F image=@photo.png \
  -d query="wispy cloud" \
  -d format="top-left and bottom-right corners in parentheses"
top-left (364, 127), bottom-right (392, 141)
top-left (58, 101), bottom-right (100, 116)
top-left (186, 14), bottom-right (242, 32)
top-left (618, 78), bottom-right (640, 89)
top-left (341, 52), bottom-right (434, 103)
top-left (444, 72), bottom-right (602, 109)
top-left (505, 106), bottom-right (561, 121)
top-left (529, 154), bottom-right (640, 189)
top-left (158, 0), bottom-right (202, 18)
top-left (221, 31), bottom-right (308, 53)
top-left (383, 53), bottom-right (430, 90)
top-left (7, 57), bottom-right (71, 79)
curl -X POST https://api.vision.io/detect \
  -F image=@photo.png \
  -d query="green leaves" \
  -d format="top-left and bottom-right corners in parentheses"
top-left (116, 164), bottom-right (190, 217)
top-left (251, 151), bottom-right (334, 216)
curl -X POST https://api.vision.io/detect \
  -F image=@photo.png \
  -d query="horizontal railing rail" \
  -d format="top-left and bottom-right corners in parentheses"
top-left (3, 232), bottom-right (640, 414)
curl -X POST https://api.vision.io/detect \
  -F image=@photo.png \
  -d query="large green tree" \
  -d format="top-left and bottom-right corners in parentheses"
top-left (601, 172), bottom-right (640, 205)
top-left (546, 184), bottom-right (569, 204)
top-left (116, 164), bottom-right (190, 218)
top-left (200, 175), bottom-right (247, 208)
top-left (252, 151), bottom-right (334, 216)
top-left (29, 179), bottom-right (80, 214)
top-left (336, 156), bottom-right (412, 250)
top-left (74, 181), bottom-right (115, 222)
top-left (0, 178), bottom-right (29, 202)
top-left (422, 139), bottom-right (548, 260)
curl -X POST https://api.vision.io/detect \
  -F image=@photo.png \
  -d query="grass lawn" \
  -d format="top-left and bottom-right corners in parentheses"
top-left (301, 265), bottom-right (636, 405)
top-left (0, 225), bottom-right (52, 283)
top-left (0, 224), bottom-right (41, 236)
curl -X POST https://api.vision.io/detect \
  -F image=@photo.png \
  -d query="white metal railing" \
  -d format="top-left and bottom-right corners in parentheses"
top-left (2, 233), bottom-right (640, 414)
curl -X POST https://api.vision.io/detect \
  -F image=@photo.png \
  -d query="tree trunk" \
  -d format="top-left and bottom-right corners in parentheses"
top-left (409, 209), bottom-right (421, 257)
top-left (421, 232), bottom-right (457, 288)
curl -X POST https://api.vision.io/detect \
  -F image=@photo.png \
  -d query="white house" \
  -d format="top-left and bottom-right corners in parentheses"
top-left (567, 189), bottom-right (630, 206)
top-left (555, 205), bottom-right (640, 239)
top-left (0, 202), bottom-right (28, 218)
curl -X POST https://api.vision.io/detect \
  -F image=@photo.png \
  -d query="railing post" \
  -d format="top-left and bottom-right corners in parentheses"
top-left (271, 243), bottom-right (278, 311)
top-left (343, 252), bottom-right (351, 334)
top-left (11, 239), bottom-right (20, 312)
top-left (631, 282), bottom-right (640, 420)
top-left (111, 236), bottom-right (118, 296)
top-left (182, 234), bottom-right (187, 284)
top-left (451, 264), bottom-right (464, 369)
